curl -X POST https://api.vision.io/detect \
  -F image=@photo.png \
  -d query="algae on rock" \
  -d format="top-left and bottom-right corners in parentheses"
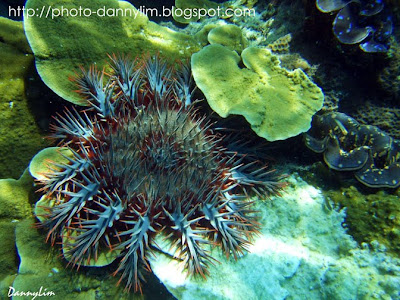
top-left (24, 0), bottom-right (205, 105)
top-left (191, 44), bottom-right (324, 141)
top-left (326, 185), bottom-right (400, 255)
top-left (0, 17), bottom-right (47, 178)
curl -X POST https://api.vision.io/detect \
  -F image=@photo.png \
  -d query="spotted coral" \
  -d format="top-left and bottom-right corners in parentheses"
top-left (31, 55), bottom-right (284, 292)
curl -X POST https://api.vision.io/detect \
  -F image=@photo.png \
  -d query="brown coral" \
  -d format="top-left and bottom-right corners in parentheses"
top-left (352, 101), bottom-right (400, 140)
top-left (378, 39), bottom-right (400, 100)
top-left (267, 33), bottom-right (292, 53)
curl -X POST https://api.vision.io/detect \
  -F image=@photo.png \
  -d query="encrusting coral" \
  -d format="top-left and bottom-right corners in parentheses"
top-left (352, 101), bottom-right (400, 140)
top-left (378, 39), bottom-right (400, 100)
top-left (0, 168), bottom-right (34, 296)
top-left (326, 185), bottom-right (400, 255)
top-left (191, 44), bottom-right (324, 141)
top-left (30, 54), bottom-right (284, 292)
top-left (0, 17), bottom-right (48, 178)
top-left (305, 112), bottom-right (400, 188)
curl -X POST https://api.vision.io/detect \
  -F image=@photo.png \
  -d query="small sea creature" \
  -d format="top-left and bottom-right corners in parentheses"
top-left (36, 55), bottom-right (284, 292)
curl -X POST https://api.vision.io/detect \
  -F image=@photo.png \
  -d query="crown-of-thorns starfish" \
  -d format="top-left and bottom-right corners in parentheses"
top-left (37, 54), bottom-right (285, 292)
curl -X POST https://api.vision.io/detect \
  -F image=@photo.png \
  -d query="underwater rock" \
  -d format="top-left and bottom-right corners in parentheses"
top-left (305, 112), bottom-right (400, 188)
top-left (191, 44), bottom-right (324, 141)
top-left (0, 17), bottom-right (48, 178)
top-left (24, 0), bottom-right (205, 105)
top-left (316, 0), bottom-right (393, 52)
top-left (149, 174), bottom-right (400, 299)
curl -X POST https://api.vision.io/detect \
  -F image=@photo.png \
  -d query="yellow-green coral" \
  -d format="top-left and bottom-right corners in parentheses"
top-left (24, 0), bottom-right (205, 105)
top-left (0, 17), bottom-right (48, 179)
top-left (29, 147), bottom-right (72, 223)
top-left (207, 24), bottom-right (249, 52)
top-left (0, 169), bottom-right (34, 292)
top-left (191, 44), bottom-right (324, 141)
top-left (326, 186), bottom-right (400, 256)
top-left (29, 146), bottom-right (73, 181)
top-left (0, 169), bottom-right (33, 219)
top-left (12, 218), bottom-right (132, 300)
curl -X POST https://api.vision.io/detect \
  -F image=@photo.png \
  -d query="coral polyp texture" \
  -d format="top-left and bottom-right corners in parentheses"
top-left (32, 55), bottom-right (284, 292)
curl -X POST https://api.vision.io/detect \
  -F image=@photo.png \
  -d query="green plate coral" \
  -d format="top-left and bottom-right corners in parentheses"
top-left (191, 44), bottom-right (324, 141)
top-left (24, 0), bottom-right (204, 105)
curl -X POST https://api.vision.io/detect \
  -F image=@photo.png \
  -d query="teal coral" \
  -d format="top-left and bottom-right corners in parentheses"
top-left (305, 112), bottom-right (400, 188)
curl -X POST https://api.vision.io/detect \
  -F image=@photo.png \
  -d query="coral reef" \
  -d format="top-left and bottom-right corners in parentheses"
top-left (378, 39), bottom-right (400, 100)
top-left (0, 169), bottom-right (33, 220)
top-left (305, 112), bottom-right (400, 188)
top-left (191, 44), bottom-right (324, 141)
top-left (24, 0), bottom-right (206, 105)
top-left (352, 100), bottom-right (400, 140)
top-left (149, 174), bottom-right (400, 299)
top-left (326, 185), bottom-right (400, 255)
top-left (0, 17), bottom-right (48, 178)
top-left (316, 0), bottom-right (393, 52)
top-left (31, 55), bottom-right (284, 292)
